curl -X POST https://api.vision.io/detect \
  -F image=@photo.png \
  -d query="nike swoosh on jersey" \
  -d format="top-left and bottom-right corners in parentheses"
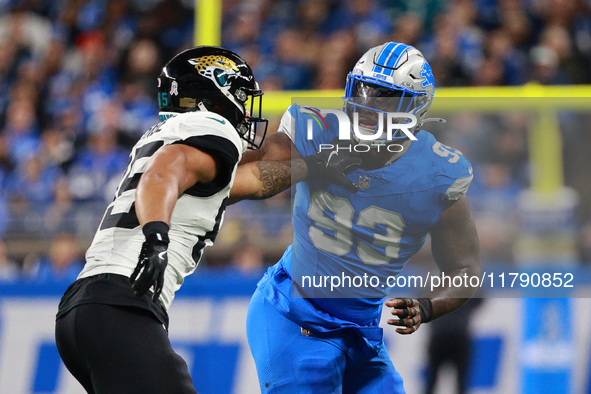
top-left (158, 251), bottom-right (167, 259)
top-left (207, 117), bottom-right (226, 124)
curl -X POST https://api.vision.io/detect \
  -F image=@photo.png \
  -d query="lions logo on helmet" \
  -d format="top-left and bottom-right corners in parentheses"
top-left (188, 56), bottom-right (241, 88)
top-left (344, 42), bottom-right (439, 145)
top-left (420, 61), bottom-right (434, 90)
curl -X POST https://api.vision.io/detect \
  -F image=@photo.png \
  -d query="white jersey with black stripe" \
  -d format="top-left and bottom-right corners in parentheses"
top-left (78, 111), bottom-right (245, 310)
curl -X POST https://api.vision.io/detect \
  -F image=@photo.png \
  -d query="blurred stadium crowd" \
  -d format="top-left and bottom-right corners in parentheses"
top-left (0, 0), bottom-right (590, 281)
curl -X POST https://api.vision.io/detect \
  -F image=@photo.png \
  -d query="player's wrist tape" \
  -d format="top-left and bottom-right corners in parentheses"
top-left (142, 221), bottom-right (170, 244)
top-left (418, 298), bottom-right (433, 323)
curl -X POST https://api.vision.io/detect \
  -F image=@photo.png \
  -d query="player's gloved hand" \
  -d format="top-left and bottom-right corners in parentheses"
top-left (303, 139), bottom-right (362, 193)
top-left (130, 221), bottom-right (170, 302)
top-left (385, 298), bottom-right (433, 335)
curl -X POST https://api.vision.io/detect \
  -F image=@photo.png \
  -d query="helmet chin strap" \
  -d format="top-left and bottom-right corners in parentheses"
top-left (413, 117), bottom-right (446, 133)
top-left (418, 117), bottom-right (446, 126)
top-left (198, 102), bottom-right (208, 111)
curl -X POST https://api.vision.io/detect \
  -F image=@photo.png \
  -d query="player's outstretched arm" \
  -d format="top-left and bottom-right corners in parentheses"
top-left (386, 195), bottom-right (481, 334)
top-left (239, 132), bottom-right (295, 164)
top-left (229, 159), bottom-right (308, 204)
top-left (230, 132), bottom-right (300, 204)
top-left (230, 134), bottom-right (362, 204)
top-left (230, 148), bottom-right (362, 203)
top-left (131, 144), bottom-right (219, 300)
top-left (230, 133), bottom-right (299, 204)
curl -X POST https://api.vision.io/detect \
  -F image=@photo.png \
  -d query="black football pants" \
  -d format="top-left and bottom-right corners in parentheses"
top-left (55, 303), bottom-right (196, 394)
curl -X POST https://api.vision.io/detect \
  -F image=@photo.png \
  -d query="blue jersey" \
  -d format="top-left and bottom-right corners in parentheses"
top-left (257, 104), bottom-right (473, 349)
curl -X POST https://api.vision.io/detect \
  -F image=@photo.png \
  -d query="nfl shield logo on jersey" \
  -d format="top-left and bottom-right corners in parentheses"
top-left (359, 175), bottom-right (370, 189)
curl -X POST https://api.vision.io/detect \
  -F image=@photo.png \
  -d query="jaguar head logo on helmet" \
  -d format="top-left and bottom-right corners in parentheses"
top-left (158, 46), bottom-right (268, 149)
top-left (344, 42), bottom-right (443, 147)
top-left (188, 55), bottom-right (242, 88)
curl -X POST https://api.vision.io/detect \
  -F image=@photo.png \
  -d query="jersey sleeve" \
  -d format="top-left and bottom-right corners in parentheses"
top-left (278, 104), bottom-right (337, 158)
top-left (168, 112), bottom-right (242, 197)
top-left (277, 105), bottom-right (296, 141)
top-left (443, 165), bottom-right (473, 201)
top-left (429, 138), bottom-right (474, 201)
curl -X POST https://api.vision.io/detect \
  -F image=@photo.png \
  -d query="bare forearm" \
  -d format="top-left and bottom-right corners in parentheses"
top-left (254, 159), bottom-right (307, 199)
top-left (239, 149), bottom-right (265, 165)
top-left (136, 172), bottom-right (180, 226)
top-left (230, 159), bottom-right (307, 204)
top-left (239, 132), bottom-right (294, 165)
top-left (423, 265), bottom-right (480, 320)
top-left (426, 196), bottom-right (481, 320)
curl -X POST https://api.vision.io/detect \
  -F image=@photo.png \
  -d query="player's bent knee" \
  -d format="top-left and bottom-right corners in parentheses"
top-left (295, 356), bottom-right (344, 391)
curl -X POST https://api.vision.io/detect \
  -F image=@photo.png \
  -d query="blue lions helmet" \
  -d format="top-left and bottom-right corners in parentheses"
top-left (344, 42), bottom-right (436, 144)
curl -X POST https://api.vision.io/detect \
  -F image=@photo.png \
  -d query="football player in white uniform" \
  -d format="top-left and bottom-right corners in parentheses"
top-left (55, 46), bottom-right (270, 393)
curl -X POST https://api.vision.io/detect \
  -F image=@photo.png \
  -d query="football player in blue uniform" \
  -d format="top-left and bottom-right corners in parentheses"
top-left (230, 42), bottom-right (481, 393)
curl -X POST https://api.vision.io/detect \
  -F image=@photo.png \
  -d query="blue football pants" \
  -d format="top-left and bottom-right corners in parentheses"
top-left (246, 288), bottom-right (406, 393)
